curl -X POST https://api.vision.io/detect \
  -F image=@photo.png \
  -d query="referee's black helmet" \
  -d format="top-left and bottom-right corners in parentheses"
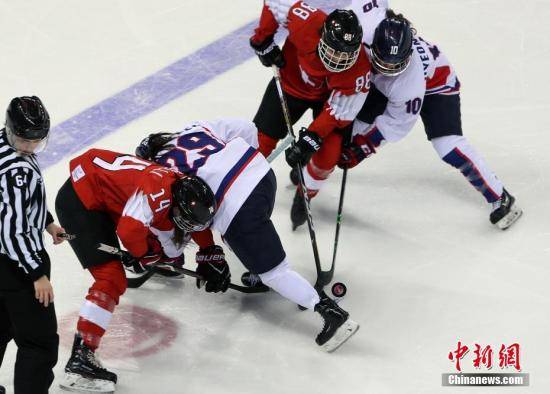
top-left (6, 96), bottom-right (50, 140)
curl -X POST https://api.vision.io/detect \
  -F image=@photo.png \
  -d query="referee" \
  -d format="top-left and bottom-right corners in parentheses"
top-left (0, 96), bottom-right (65, 394)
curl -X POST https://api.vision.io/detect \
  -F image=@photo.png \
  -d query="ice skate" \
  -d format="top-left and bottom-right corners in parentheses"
top-left (490, 189), bottom-right (522, 230)
top-left (59, 334), bottom-right (117, 393)
top-left (241, 272), bottom-right (270, 291)
top-left (314, 292), bottom-right (359, 353)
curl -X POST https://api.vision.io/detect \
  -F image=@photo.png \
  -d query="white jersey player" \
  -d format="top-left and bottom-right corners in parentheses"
top-left (135, 118), bottom-right (359, 352)
top-left (341, 2), bottom-right (522, 229)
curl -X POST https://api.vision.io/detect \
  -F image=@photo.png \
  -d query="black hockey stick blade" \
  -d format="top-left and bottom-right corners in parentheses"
top-left (315, 270), bottom-right (335, 289)
top-left (159, 265), bottom-right (269, 293)
top-left (127, 270), bottom-right (156, 288)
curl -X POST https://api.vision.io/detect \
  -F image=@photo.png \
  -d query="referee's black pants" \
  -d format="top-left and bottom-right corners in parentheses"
top-left (0, 253), bottom-right (58, 394)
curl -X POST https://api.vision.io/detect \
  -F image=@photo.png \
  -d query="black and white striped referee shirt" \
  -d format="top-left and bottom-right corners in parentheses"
top-left (0, 129), bottom-right (53, 281)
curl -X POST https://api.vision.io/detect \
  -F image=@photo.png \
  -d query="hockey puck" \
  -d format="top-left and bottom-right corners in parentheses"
top-left (331, 282), bottom-right (347, 298)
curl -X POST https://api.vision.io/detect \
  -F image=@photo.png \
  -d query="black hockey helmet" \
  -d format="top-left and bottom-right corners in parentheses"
top-left (5, 96), bottom-right (50, 154)
top-left (135, 132), bottom-right (175, 160)
top-left (171, 175), bottom-right (217, 232)
top-left (318, 9), bottom-right (363, 72)
top-left (371, 16), bottom-right (414, 76)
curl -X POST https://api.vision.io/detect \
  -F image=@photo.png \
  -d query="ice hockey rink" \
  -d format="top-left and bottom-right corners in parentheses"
top-left (1, 0), bottom-right (549, 393)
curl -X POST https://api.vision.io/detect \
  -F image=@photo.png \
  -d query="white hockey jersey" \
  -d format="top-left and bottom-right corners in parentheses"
top-left (155, 119), bottom-right (270, 235)
top-left (351, 0), bottom-right (460, 142)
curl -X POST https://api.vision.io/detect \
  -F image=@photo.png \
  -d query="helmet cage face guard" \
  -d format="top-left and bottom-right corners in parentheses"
top-left (370, 46), bottom-right (412, 77)
top-left (171, 205), bottom-right (212, 232)
top-left (5, 124), bottom-right (49, 154)
top-left (318, 38), bottom-right (360, 73)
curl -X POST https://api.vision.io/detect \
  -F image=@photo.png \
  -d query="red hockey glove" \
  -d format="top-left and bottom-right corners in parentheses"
top-left (338, 134), bottom-right (376, 169)
top-left (121, 251), bottom-right (161, 274)
top-left (195, 245), bottom-right (231, 293)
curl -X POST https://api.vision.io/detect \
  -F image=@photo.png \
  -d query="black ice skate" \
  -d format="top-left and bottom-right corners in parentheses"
top-left (241, 272), bottom-right (269, 291)
top-left (490, 189), bottom-right (522, 230)
top-left (291, 189), bottom-right (308, 230)
top-left (59, 334), bottom-right (117, 394)
top-left (314, 292), bottom-right (359, 353)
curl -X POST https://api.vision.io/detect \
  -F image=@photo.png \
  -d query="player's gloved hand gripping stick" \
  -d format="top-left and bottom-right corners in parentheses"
top-left (96, 243), bottom-right (269, 294)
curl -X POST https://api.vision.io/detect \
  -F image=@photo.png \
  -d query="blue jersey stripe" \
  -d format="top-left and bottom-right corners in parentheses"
top-left (214, 147), bottom-right (257, 205)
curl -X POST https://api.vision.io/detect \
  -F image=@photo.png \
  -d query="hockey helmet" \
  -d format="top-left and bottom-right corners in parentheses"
top-left (5, 96), bottom-right (50, 154)
top-left (135, 132), bottom-right (175, 160)
top-left (318, 9), bottom-right (363, 73)
top-left (371, 16), bottom-right (414, 76)
top-left (171, 175), bottom-right (217, 232)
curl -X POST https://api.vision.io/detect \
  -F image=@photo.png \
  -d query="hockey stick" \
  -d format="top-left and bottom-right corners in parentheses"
top-left (322, 128), bottom-right (353, 287)
top-left (271, 65), bottom-right (326, 294)
top-left (97, 243), bottom-right (269, 294)
top-left (325, 166), bottom-right (348, 286)
top-left (126, 268), bottom-right (156, 288)
top-left (57, 232), bottom-right (76, 241)
top-left (266, 134), bottom-right (294, 163)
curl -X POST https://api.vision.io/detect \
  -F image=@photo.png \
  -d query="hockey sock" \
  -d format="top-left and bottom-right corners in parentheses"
top-left (301, 132), bottom-right (343, 194)
top-left (432, 135), bottom-right (503, 203)
top-left (77, 261), bottom-right (127, 350)
top-left (259, 258), bottom-right (320, 310)
top-left (302, 161), bottom-right (331, 196)
top-left (77, 290), bottom-right (115, 350)
top-left (258, 131), bottom-right (279, 157)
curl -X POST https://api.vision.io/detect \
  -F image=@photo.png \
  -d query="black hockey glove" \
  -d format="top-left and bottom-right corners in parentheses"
top-left (250, 36), bottom-right (285, 68)
top-left (135, 132), bottom-right (175, 160)
top-left (285, 128), bottom-right (322, 168)
top-left (195, 245), bottom-right (231, 293)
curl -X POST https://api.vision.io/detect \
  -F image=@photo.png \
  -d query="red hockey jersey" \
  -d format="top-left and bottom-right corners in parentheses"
top-left (69, 149), bottom-right (184, 258)
top-left (252, 0), bottom-right (371, 137)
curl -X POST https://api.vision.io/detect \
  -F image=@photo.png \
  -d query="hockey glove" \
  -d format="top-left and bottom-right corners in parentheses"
top-left (195, 245), bottom-right (231, 293)
top-left (250, 36), bottom-right (285, 68)
top-left (337, 134), bottom-right (376, 169)
top-left (154, 254), bottom-right (185, 273)
top-left (121, 251), bottom-right (162, 274)
top-left (285, 128), bottom-right (322, 168)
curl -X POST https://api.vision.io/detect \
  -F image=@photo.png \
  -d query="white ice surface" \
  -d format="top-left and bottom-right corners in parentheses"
top-left (1, 1), bottom-right (549, 393)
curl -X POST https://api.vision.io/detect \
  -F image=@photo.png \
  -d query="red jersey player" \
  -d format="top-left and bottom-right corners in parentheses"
top-left (54, 149), bottom-right (220, 393)
top-left (250, 0), bottom-right (372, 229)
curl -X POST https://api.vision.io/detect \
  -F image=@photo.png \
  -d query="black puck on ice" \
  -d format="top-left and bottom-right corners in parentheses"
top-left (331, 282), bottom-right (347, 298)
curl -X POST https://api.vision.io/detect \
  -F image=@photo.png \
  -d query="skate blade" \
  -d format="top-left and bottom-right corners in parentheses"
top-left (322, 319), bottom-right (360, 353)
top-left (495, 205), bottom-right (523, 230)
top-left (60, 373), bottom-right (115, 394)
